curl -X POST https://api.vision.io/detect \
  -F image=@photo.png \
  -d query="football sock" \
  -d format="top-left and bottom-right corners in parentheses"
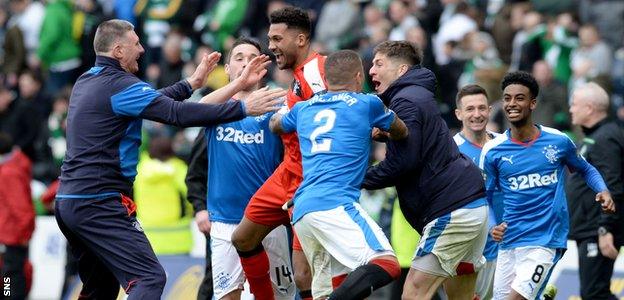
top-left (238, 245), bottom-right (274, 300)
top-left (328, 259), bottom-right (400, 300)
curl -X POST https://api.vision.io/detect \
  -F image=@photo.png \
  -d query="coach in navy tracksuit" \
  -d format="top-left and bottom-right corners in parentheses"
top-left (364, 41), bottom-right (487, 298)
top-left (54, 19), bottom-right (279, 299)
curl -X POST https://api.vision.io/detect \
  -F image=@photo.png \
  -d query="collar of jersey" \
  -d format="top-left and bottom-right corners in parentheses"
top-left (507, 125), bottom-right (542, 147)
top-left (294, 52), bottom-right (320, 71)
top-left (94, 55), bottom-right (123, 71)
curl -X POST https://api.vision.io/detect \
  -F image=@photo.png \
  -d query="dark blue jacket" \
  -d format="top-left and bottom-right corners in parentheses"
top-left (362, 66), bottom-right (485, 233)
top-left (58, 56), bottom-right (246, 198)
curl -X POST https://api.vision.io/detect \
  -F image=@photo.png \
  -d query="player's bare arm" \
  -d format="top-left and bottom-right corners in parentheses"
top-left (388, 116), bottom-right (408, 140)
top-left (269, 112), bottom-right (286, 134)
top-left (198, 55), bottom-right (272, 105)
top-left (247, 86), bottom-right (287, 107)
top-left (596, 191), bottom-right (616, 213)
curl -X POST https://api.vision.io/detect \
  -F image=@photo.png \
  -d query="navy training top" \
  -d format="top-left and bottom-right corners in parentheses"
top-left (57, 56), bottom-right (246, 198)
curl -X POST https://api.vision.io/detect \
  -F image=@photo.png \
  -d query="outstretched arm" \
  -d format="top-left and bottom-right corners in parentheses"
top-left (564, 137), bottom-right (615, 213)
top-left (159, 52), bottom-right (222, 101)
top-left (199, 55), bottom-right (272, 104)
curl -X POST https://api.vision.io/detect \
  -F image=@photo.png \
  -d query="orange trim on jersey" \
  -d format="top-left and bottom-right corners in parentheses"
top-left (509, 127), bottom-right (541, 147)
top-left (282, 52), bottom-right (327, 175)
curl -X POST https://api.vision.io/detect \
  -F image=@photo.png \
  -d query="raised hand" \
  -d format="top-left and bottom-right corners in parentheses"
top-left (242, 86), bottom-right (287, 116)
top-left (236, 55), bottom-right (272, 90)
top-left (187, 52), bottom-right (222, 90)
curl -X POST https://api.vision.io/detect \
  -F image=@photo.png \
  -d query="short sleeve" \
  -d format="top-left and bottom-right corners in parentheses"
top-left (281, 102), bottom-right (302, 133)
top-left (368, 95), bottom-right (395, 131)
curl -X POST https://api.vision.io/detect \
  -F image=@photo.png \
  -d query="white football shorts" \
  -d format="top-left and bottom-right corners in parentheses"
top-left (493, 246), bottom-right (564, 300)
top-left (210, 222), bottom-right (295, 299)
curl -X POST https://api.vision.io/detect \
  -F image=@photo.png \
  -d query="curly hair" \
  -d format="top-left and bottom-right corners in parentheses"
top-left (269, 6), bottom-right (311, 36)
top-left (501, 71), bottom-right (539, 99)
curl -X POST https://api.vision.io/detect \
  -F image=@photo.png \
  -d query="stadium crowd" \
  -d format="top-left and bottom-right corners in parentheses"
top-left (0, 0), bottom-right (623, 299)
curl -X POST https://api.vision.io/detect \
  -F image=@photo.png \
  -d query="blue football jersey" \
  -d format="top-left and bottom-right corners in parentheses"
top-left (206, 100), bottom-right (283, 223)
top-left (480, 126), bottom-right (607, 249)
top-left (281, 91), bottom-right (396, 223)
top-left (453, 132), bottom-right (504, 261)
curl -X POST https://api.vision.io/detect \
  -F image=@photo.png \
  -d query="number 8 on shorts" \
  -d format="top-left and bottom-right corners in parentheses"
top-left (493, 246), bottom-right (564, 299)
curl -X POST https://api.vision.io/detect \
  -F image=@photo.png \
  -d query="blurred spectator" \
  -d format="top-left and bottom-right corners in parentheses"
top-left (521, 13), bottom-right (577, 84)
top-left (388, 0), bottom-right (419, 41)
top-left (267, 67), bottom-right (293, 90)
top-left (570, 24), bottom-right (613, 91)
top-left (0, 70), bottom-right (46, 161)
top-left (314, 0), bottom-right (360, 51)
top-left (411, 0), bottom-right (443, 37)
top-left (510, 10), bottom-right (542, 72)
top-left (1, 5), bottom-right (26, 89)
top-left (437, 40), bottom-right (466, 130)
top-left (147, 31), bottom-right (185, 88)
top-left (37, 0), bottom-right (82, 96)
top-left (114, 0), bottom-right (138, 25)
top-left (579, 0), bottom-right (624, 51)
top-left (360, 5), bottom-right (392, 92)
top-left (532, 60), bottom-right (569, 129)
top-left (7, 0), bottom-right (44, 70)
top-left (481, 0), bottom-right (504, 29)
top-left (134, 135), bottom-right (193, 255)
top-left (135, 0), bottom-right (187, 65)
top-left (433, 1), bottom-right (477, 65)
top-left (0, 131), bottom-right (35, 300)
top-left (566, 82), bottom-right (624, 300)
top-left (530, 0), bottom-right (575, 16)
top-left (405, 26), bottom-right (435, 70)
top-left (363, 3), bottom-right (390, 41)
top-left (47, 86), bottom-right (70, 167)
top-left (613, 46), bottom-right (624, 124)
top-left (458, 31), bottom-right (506, 102)
top-left (491, 1), bottom-right (530, 65)
top-left (0, 85), bottom-right (16, 128)
top-left (193, 0), bottom-right (248, 52)
top-left (74, 0), bottom-right (107, 74)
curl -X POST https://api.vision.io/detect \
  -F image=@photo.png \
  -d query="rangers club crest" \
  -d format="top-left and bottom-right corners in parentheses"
top-left (542, 145), bottom-right (560, 164)
top-left (215, 272), bottom-right (232, 290)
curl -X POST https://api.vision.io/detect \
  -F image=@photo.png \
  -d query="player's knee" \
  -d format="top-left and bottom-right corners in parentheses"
top-left (231, 230), bottom-right (256, 252)
top-left (230, 233), bottom-right (246, 251)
